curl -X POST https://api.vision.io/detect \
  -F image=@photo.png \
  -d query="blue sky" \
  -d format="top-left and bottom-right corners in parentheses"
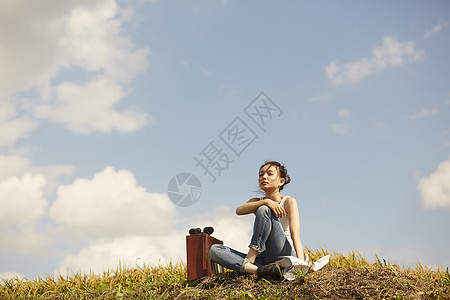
top-left (1, 0), bottom-right (449, 280)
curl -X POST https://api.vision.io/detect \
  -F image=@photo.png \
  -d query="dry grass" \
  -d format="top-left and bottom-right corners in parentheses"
top-left (1, 249), bottom-right (449, 299)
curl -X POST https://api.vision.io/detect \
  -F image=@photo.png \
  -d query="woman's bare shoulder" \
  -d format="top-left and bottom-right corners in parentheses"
top-left (248, 197), bottom-right (261, 202)
top-left (285, 196), bottom-right (298, 205)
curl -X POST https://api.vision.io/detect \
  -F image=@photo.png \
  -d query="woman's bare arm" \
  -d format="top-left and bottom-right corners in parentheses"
top-left (236, 198), bottom-right (266, 215)
top-left (236, 197), bottom-right (287, 217)
top-left (285, 197), bottom-right (305, 260)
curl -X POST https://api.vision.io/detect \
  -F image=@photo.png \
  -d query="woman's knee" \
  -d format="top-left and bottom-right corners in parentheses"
top-left (209, 244), bottom-right (224, 261)
top-left (255, 205), bottom-right (271, 217)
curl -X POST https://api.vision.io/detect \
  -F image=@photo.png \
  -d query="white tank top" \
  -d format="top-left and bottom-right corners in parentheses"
top-left (279, 196), bottom-right (294, 247)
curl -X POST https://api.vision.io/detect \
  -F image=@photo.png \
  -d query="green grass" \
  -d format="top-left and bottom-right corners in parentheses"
top-left (1, 249), bottom-right (449, 299)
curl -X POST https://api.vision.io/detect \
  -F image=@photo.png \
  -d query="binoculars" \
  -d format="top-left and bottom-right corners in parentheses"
top-left (189, 226), bottom-right (214, 235)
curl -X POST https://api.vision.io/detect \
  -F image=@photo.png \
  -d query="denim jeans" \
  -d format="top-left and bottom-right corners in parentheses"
top-left (209, 205), bottom-right (296, 272)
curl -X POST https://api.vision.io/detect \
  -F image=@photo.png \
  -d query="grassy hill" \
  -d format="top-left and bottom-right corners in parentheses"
top-left (1, 249), bottom-right (449, 299)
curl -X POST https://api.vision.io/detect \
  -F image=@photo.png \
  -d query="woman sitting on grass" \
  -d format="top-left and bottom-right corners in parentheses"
top-left (209, 160), bottom-right (306, 278)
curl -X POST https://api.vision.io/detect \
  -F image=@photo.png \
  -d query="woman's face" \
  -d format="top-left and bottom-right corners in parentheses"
top-left (258, 164), bottom-right (285, 192)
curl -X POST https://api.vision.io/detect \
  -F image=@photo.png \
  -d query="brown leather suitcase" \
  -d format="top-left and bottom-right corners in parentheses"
top-left (186, 232), bottom-right (223, 280)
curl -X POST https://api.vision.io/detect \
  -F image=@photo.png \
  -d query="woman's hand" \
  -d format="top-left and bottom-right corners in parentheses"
top-left (264, 199), bottom-right (286, 218)
top-left (236, 197), bottom-right (287, 217)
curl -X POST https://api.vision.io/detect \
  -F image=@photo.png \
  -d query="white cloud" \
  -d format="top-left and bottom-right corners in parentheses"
top-left (202, 68), bottom-right (212, 76)
top-left (330, 123), bottom-right (352, 137)
top-left (325, 36), bottom-right (424, 85)
top-left (0, 155), bottom-right (74, 196)
top-left (410, 108), bottom-right (438, 120)
top-left (61, 1), bottom-right (149, 84)
top-left (418, 155), bottom-right (450, 210)
top-left (219, 84), bottom-right (239, 97)
top-left (55, 233), bottom-right (186, 276)
top-left (32, 164), bottom-right (75, 196)
top-left (0, 0), bottom-right (151, 139)
top-left (0, 154), bottom-right (73, 253)
top-left (54, 205), bottom-right (252, 276)
top-left (424, 20), bottom-right (449, 39)
top-left (330, 109), bottom-right (353, 137)
top-left (49, 167), bottom-right (176, 238)
top-left (33, 79), bottom-right (148, 134)
top-left (0, 1), bottom-right (76, 95)
top-left (0, 173), bottom-right (46, 229)
top-left (0, 0), bottom-right (149, 92)
top-left (337, 109), bottom-right (351, 120)
top-left (0, 99), bottom-right (37, 149)
top-left (0, 155), bottom-right (30, 180)
top-left (180, 60), bottom-right (189, 68)
top-left (0, 173), bottom-right (49, 254)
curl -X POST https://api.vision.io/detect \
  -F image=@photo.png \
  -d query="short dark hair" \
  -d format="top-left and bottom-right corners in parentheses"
top-left (259, 161), bottom-right (291, 191)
